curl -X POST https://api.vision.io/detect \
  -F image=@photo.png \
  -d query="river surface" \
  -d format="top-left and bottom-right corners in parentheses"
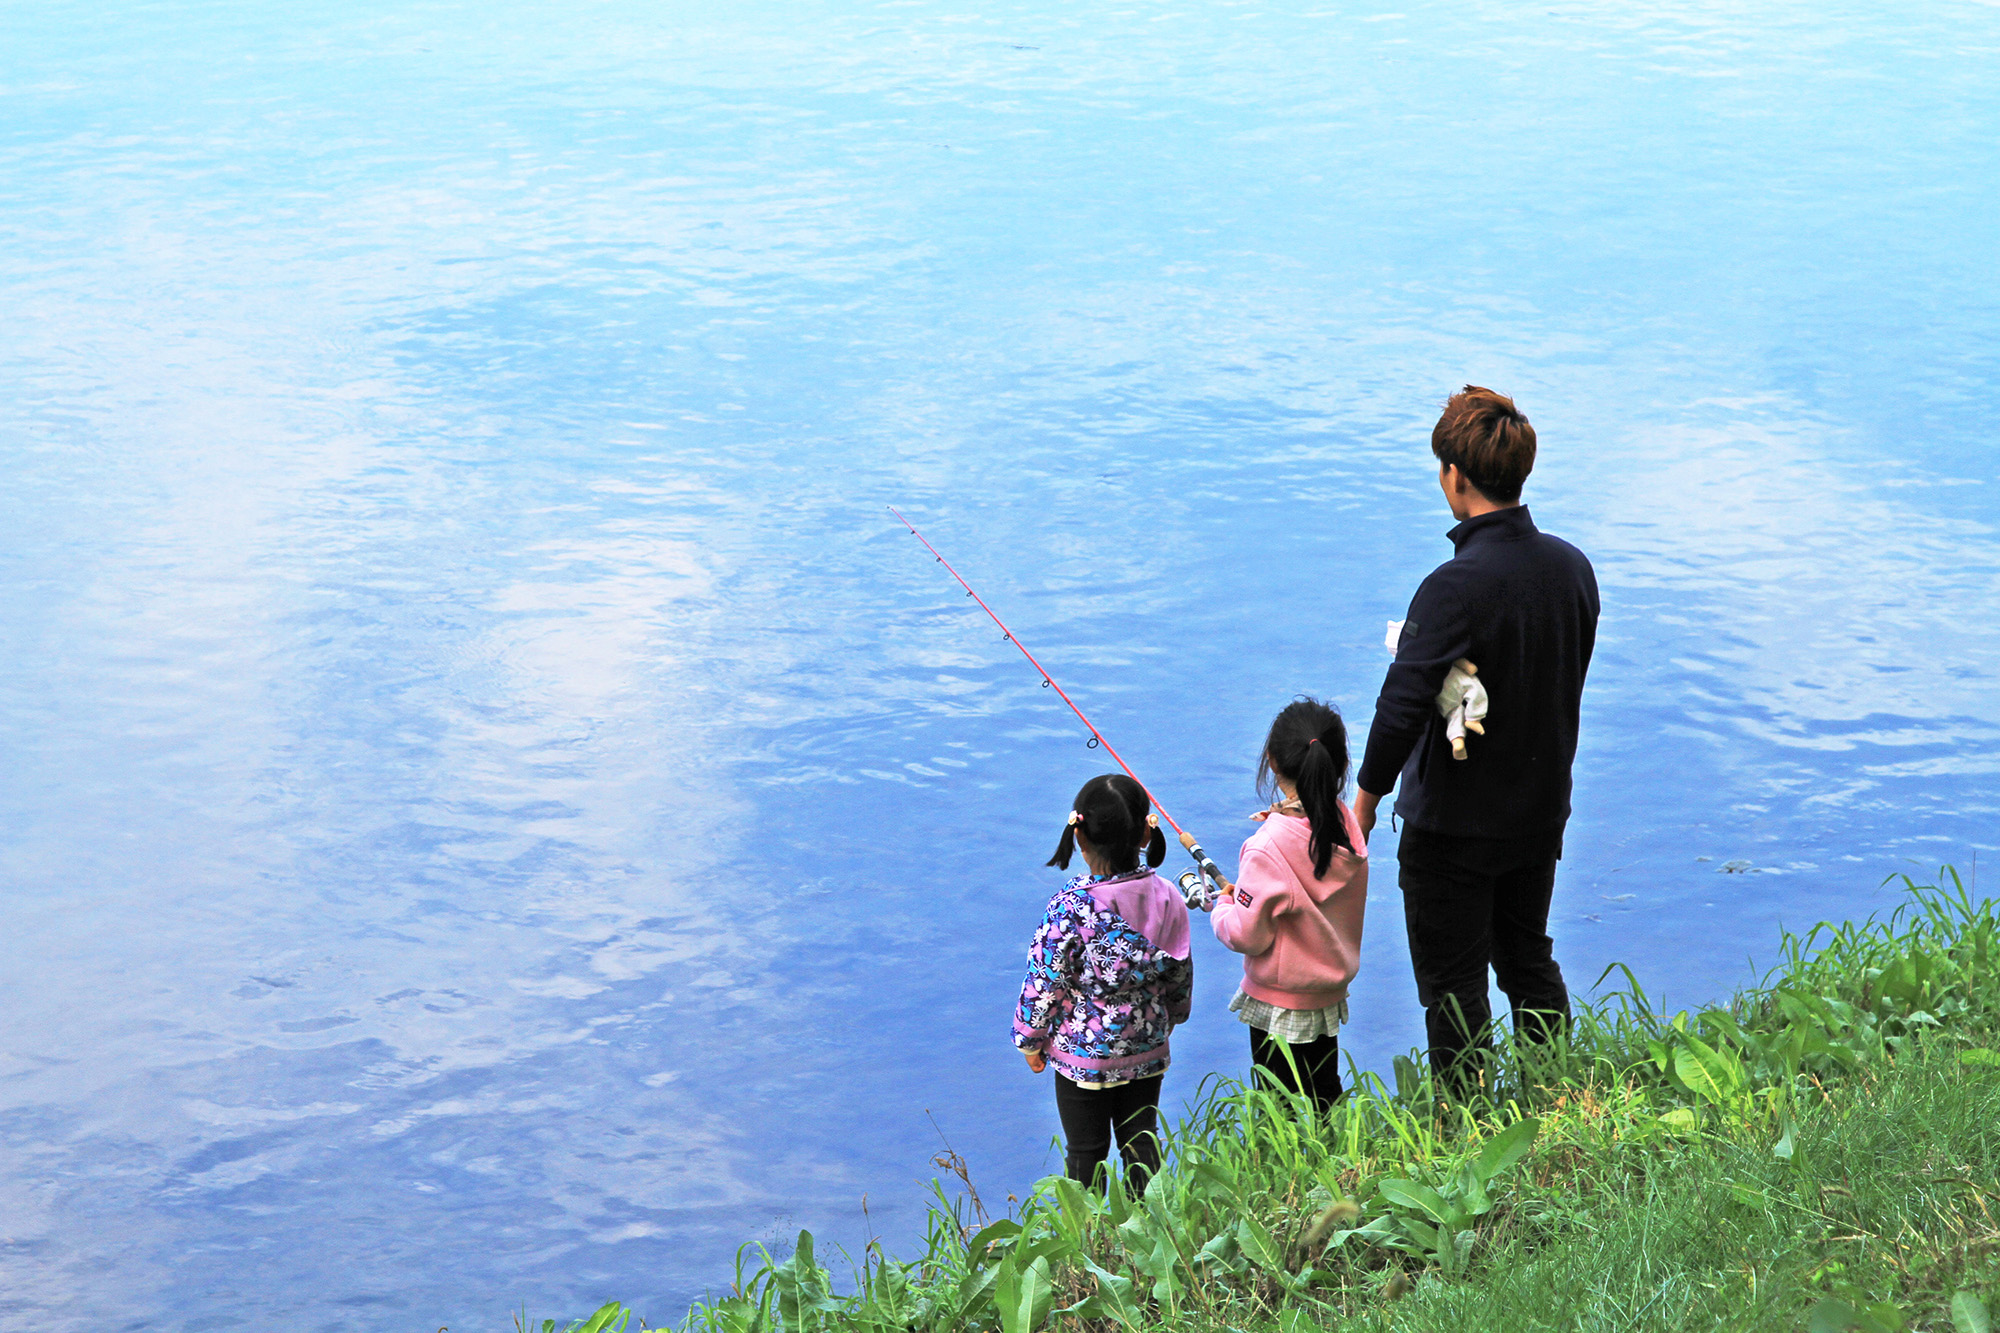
top-left (3, 1), bottom-right (1997, 1328)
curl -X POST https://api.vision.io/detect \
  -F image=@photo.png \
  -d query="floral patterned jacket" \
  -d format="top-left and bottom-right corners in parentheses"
top-left (1012, 870), bottom-right (1194, 1086)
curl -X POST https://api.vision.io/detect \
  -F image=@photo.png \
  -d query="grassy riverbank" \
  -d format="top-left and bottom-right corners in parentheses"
top-left (543, 870), bottom-right (2000, 1333)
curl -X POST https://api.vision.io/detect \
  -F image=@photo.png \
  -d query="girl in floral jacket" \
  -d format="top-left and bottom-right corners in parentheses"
top-left (1014, 774), bottom-right (1192, 1193)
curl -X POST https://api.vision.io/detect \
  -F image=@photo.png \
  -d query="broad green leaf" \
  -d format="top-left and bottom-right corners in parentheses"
top-left (1190, 1155), bottom-right (1241, 1197)
top-left (1055, 1294), bottom-right (1108, 1322)
top-left (1398, 1216), bottom-right (1442, 1255)
top-left (1195, 1229), bottom-right (1244, 1272)
top-left (1456, 1163), bottom-right (1494, 1219)
top-left (1725, 1179), bottom-right (1767, 1209)
top-left (1279, 1305), bottom-right (1341, 1333)
top-left (1699, 1008), bottom-right (1753, 1050)
top-left (773, 1232), bottom-right (831, 1331)
top-left (1115, 1212), bottom-right (1155, 1254)
top-left (1377, 1177), bottom-right (1454, 1226)
top-left (1141, 1185), bottom-right (1187, 1251)
top-left (1960, 1049), bottom-right (2000, 1067)
top-left (1810, 1298), bottom-right (1867, 1333)
top-left (1809, 1297), bottom-right (1907, 1333)
top-left (1774, 1113), bottom-right (1797, 1161)
top-left (1150, 1231), bottom-right (1180, 1294)
top-left (1867, 1301), bottom-right (1909, 1331)
top-left (996, 1255), bottom-right (1053, 1333)
top-left (1080, 1259), bottom-right (1144, 1333)
top-left (1102, 1172), bottom-right (1134, 1228)
top-left (1953, 1290), bottom-right (1994, 1333)
top-left (955, 1259), bottom-right (1002, 1315)
top-left (1393, 1054), bottom-right (1427, 1104)
top-left (1473, 1116), bottom-right (1542, 1185)
top-left (1020, 1232), bottom-right (1075, 1270)
top-left (1658, 1107), bottom-right (1699, 1134)
top-left (1880, 958), bottom-right (1919, 1007)
top-left (1236, 1214), bottom-right (1288, 1275)
top-left (1674, 1034), bottom-right (1744, 1105)
top-left (966, 1217), bottom-right (1022, 1262)
top-left (1121, 1221), bottom-right (1174, 1286)
top-left (571, 1304), bottom-right (630, 1333)
top-left (1046, 1174), bottom-right (1097, 1240)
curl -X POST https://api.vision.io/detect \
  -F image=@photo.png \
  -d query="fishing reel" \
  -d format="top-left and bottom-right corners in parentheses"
top-left (1175, 838), bottom-right (1230, 910)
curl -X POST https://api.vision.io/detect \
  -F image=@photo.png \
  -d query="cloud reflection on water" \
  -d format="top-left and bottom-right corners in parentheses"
top-left (1, 1), bottom-right (1997, 1329)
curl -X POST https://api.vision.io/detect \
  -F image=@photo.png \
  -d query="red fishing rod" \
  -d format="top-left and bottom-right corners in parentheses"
top-left (888, 506), bottom-right (1230, 903)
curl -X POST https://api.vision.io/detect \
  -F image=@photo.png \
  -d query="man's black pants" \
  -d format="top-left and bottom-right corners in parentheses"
top-left (1053, 1072), bottom-right (1162, 1194)
top-left (1398, 826), bottom-right (1571, 1090)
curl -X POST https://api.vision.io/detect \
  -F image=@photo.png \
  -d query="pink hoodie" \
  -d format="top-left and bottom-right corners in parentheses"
top-left (1210, 805), bottom-right (1368, 1009)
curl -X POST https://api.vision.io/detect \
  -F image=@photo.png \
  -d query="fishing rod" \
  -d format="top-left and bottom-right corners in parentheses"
top-left (888, 505), bottom-right (1231, 906)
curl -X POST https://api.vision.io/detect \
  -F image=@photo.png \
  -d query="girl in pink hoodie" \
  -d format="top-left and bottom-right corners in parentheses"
top-left (1208, 698), bottom-right (1367, 1113)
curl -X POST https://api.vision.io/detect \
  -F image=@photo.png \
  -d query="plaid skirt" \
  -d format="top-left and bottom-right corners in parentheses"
top-left (1228, 987), bottom-right (1347, 1042)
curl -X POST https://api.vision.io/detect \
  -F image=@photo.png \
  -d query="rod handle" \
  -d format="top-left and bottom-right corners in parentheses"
top-left (1181, 838), bottom-right (1229, 890)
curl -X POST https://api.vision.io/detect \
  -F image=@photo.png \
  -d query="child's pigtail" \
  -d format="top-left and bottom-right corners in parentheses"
top-left (1143, 813), bottom-right (1167, 868)
top-left (1047, 811), bottom-right (1080, 870)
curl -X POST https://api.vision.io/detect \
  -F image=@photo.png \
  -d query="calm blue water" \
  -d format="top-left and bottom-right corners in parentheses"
top-left (3, 1), bottom-right (1997, 1327)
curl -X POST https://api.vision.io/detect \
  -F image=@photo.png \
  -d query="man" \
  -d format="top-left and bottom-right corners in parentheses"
top-left (1354, 386), bottom-right (1600, 1089)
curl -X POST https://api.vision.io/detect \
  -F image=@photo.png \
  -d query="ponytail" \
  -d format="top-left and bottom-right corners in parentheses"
top-left (1047, 819), bottom-right (1079, 871)
top-left (1047, 773), bottom-right (1165, 874)
top-left (1257, 697), bottom-right (1353, 878)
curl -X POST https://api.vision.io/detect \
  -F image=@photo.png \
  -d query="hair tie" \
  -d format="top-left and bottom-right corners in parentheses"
top-left (1145, 813), bottom-right (1159, 829)
top-left (1067, 811), bottom-right (1082, 826)
top-left (1307, 737), bottom-right (1319, 746)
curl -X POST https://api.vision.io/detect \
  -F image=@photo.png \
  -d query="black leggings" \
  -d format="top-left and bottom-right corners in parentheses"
top-left (1250, 1026), bottom-right (1342, 1115)
top-left (1053, 1073), bottom-right (1163, 1194)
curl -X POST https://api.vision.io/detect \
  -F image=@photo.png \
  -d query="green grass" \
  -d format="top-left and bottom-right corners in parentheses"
top-left (533, 870), bottom-right (2000, 1333)
top-left (1342, 1025), bottom-right (2000, 1331)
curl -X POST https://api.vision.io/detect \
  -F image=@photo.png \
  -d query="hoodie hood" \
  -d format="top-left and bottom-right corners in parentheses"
top-left (1086, 871), bottom-right (1191, 959)
top-left (1251, 807), bottom-right (1366, 904)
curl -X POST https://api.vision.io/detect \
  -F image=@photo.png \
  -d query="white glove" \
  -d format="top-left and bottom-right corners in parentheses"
top-left (1438, 659), bottom-right (1487, 759)
top-left (1385, 622), bottom-right (1486, 760)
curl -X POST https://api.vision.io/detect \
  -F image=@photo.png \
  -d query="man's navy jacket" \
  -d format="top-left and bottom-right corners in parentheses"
top-left (1357, 506), bottom-right (1600, 840)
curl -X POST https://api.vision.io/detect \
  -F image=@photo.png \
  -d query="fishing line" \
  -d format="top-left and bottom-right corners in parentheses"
top-left (888, 506), bottom-right (1230, 902)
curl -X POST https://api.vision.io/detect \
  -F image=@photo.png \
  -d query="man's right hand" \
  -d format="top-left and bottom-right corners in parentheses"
top-left (1355, 790), bottom-right (1382, 844)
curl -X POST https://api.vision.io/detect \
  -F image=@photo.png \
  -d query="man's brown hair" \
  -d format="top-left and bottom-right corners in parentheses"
top-left (1431, 385), bottom-right (1536, 504)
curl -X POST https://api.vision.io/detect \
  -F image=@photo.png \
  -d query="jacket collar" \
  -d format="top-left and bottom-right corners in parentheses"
top-left (1448, 504), bottom-right (1537, 551)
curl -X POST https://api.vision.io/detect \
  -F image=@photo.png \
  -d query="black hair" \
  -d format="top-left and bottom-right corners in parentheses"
top-left (1257, 697), bottom-right (1353, 878)
top-left (1046, 773), bottom-right (1168, 875)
